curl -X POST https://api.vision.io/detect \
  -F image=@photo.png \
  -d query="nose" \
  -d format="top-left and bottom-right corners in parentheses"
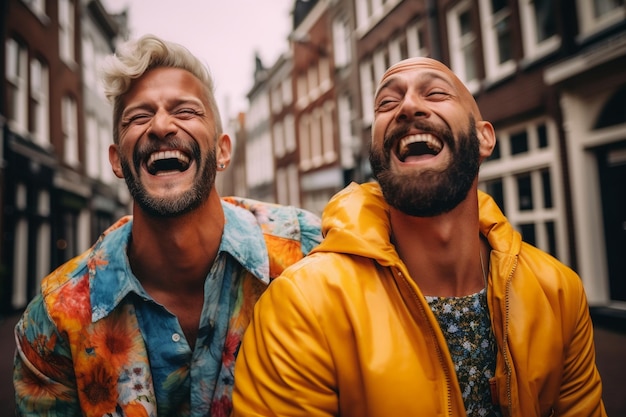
top-left (397, 92), bottom-right (430, 122)
top-left (148, 109), bottom-right (178, 138)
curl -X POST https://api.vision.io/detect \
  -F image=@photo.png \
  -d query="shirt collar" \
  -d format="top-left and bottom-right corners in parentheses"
top-left (89, 201), bottom-right (269, 321)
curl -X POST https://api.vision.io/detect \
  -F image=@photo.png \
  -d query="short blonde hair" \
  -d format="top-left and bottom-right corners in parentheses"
top-left (101, 34), bottom-right (222, 144)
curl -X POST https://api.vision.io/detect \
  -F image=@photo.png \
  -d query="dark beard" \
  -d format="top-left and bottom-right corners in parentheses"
top-left (120, 140), bottom-right (217, 218)
top-left (370, 116), bottom-right (480, 217)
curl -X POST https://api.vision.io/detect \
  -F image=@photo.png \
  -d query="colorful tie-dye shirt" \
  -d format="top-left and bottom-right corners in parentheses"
top-left (14, 197), bottom-right (322, 417)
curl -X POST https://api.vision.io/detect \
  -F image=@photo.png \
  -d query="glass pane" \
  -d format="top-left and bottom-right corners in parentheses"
top-left (541, 169), bottom-right (553, 208)
top-left (463, 42), bottom-right (477, 81)
top-left (497, 16), bottom-right (512, 63)
top-left (534, 0), bottom-right (556, 42)
top-left (460, 10), bottom-right (472, 36)
top-left (520, 223), bottom-right (536, 246)
top-left (537, 123), bottom-right (548, 148)
top-left (594, 0), bottom-right (625, 18)
top-left (545, 221), bottom-right (557, 257)
top-left (517, 174), bottom-right (533, 211)
top-left (510, 130), bottom-right (529, 155)
top-left (485, 179), bottom-right (505, 213)
top-left (491, 0), bottom-right (507, 13)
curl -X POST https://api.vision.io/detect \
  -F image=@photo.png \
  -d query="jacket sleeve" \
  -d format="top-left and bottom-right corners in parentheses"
top-left (556, 274), bottom-right (607, 417)
top-left (14, 294), bottom-right (79, 416)
top-left (232, 272), bottom-right (337, 416)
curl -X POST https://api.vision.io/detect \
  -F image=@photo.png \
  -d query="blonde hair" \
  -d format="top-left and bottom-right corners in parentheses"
top-left (101, 34), bottom-right (223, 143)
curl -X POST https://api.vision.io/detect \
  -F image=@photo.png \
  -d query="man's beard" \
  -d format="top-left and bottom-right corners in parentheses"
top-left (120, 140), bottom-right (217, 218)
top-left (370, 116), bottom-right (480, 217)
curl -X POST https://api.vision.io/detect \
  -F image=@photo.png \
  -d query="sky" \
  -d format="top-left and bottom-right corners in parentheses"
top-left (102, 0), bottom-right (294, 121)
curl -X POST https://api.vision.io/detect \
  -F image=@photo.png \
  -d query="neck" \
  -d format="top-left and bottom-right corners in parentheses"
top-left (390, 194), bottom-right (488, 297)
top-left (128, 190), bottom-right (225, 293)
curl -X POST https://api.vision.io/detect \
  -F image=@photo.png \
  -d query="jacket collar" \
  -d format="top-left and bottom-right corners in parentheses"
top-left (314, 182), bottom-right (522, 263)
top-left (88, 201), bottom-right (269, 321)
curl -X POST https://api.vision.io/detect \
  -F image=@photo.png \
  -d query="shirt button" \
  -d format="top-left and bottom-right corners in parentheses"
top-left (172, 333), bottom-right (181, 342)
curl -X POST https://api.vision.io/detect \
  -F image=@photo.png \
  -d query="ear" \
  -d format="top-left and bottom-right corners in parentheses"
top-left (109, 144), bottom-right (124, 178)
top-left (476, 120), bottom-right (496, 162)
top-left (216, 133), bottom-right (232, 170)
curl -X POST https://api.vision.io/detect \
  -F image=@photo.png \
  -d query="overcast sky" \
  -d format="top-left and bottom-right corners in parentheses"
top-left (102, 0), bottom-right (294, 121)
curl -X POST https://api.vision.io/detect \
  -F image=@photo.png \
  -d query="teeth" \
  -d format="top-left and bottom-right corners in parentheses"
top-left (397, 134), bottom-right (443, 161)
top-left (399, 134), bottom-right (442, 153)
top-left (147, 150), bottom-right (190, 166)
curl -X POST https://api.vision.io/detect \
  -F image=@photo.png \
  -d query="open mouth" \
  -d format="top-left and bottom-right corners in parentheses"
top-left (396, 134), bottom-right (443, 162)
top-left (146, 150), bottom-right (191, 175)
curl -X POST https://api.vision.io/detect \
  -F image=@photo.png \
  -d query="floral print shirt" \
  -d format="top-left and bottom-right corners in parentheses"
top-left (14, 198), bottom-right (321, 417)
top-left (426, 289), bottom-right (502, 417)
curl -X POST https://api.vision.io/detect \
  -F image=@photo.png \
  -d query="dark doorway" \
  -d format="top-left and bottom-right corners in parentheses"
top-left (597, 141), bottom-right (626, 302)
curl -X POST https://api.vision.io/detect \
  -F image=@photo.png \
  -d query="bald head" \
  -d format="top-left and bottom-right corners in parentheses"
top-left (375, 57), bottom-right (482, 120)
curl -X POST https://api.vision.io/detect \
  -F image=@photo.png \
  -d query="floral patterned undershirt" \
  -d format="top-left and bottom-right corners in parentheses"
top-left (425, 288), bottom-right (502, 417)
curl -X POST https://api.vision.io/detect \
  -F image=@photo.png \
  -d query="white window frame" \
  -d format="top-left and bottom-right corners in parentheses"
top-left (359, 59), bottom-right (376, 126)
top-left (447, 0), bottom-right (480, 93)
top-left (62, 95), bottom-right (79, 166)
top-left (322, 100), bottom-right (336, 164)
top-left (519, 0), bottom-right (561, 62)
top-left (576, 0), bottom-right (626, 36)
top-left (333, 14), bottom-right (352, 69)
top-left (30, 58), bottom-right (50, 147)
top-left (406, 21), bottom-right (428, 58)
top-left (311, 108), bottom-right (323, 167)
top-left (479, 0), bottom-right (516, 82)
top-left (299, 114), bottom-right (312, 171)
top-left (86, 114), bottom-right (99, 178)
top-left (273, 120), bottom-right (285, 158)
top-left (59, 0), bottom-right (75, 63)
top-left (284, 114), bottom-right (296, 153)
top-left (6, 38), bottom-right (28, 134)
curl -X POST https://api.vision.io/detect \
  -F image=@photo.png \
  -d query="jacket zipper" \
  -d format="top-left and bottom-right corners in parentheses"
top-left (501, 257), bottom-right (517, 416)
top-left (395, 268), bottom-right (454, 417)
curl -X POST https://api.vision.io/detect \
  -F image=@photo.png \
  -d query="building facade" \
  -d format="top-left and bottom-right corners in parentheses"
top-left (237, 0), bottom-right (625, 316)
top-left (1, 0), bottom-right (128, 313)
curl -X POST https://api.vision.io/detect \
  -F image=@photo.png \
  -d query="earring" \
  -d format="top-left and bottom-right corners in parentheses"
top-left (219, 163), bottom-right (225, 169)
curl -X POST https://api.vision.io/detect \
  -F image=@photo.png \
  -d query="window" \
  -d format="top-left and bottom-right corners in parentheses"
top-left (479, 0), bottom-right (515, 80)
top-left (62, 96), bottom-right (79, 166)
top-left (333, 14), bottom-right (352, 69)
top-left (322, 101), bottom-right (336, 163)
top-left (299, 114), bottom-right (312, 170)
top-left (338, 93), bottom-right (355, 169)
top-left (359, 60), bottom-right (376, 125)
top-left (406, 21), bottom-right (428, 58)
top-left (59, 0), bottom-right (75, 63)
top-left (478, 119), bottom-right (567, 261)
top-left (99, 123), bottom-right (114, 183)
top-left (30, 58), bottom-right (50, 147)
top-left (273, 121), bottom-right (285, 158)
top-left (6, 38), bottom-right (28, 133)
top-left (86, 114), bottom-right (99, 178)
top-left (281, 77), bottom-right (292, 107)
top-left (82, 37), bottom-right (96, 88)
top-left (519, 0), bottom-right (560, 61)
top-left (284, 114), bottom-right (296, 153)
top-left (576, 0), bottom-right (625, 36)
top-left (447, 0), bottom-right (479, 92)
